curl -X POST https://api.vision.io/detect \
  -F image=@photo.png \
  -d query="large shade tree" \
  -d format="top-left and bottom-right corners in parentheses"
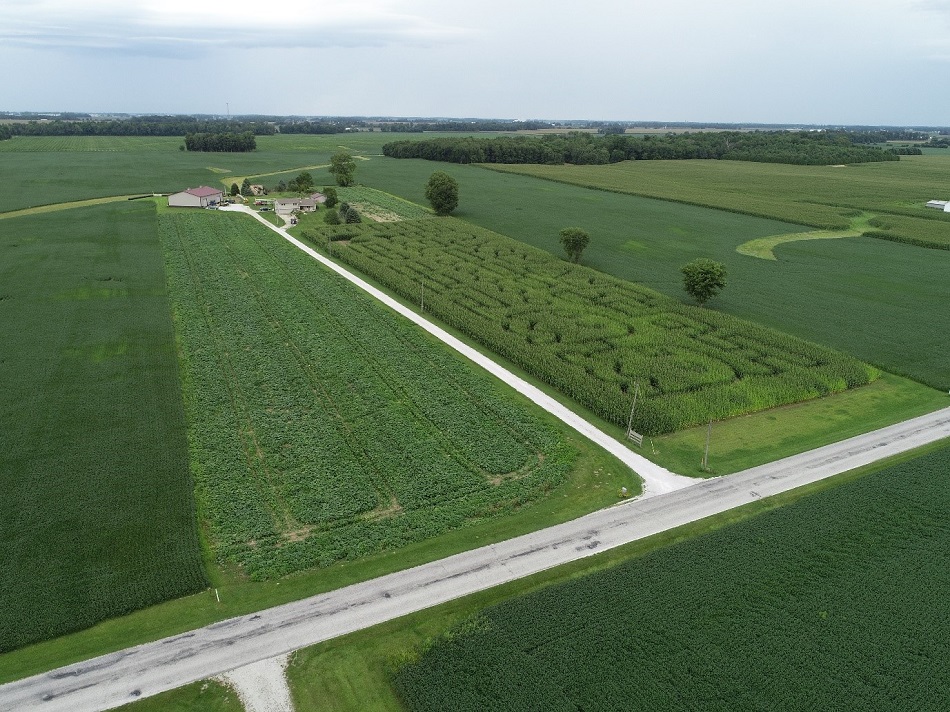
top-left (424, 171), bottom-right (459, 215)
top-left (329, 151), bottom-right (356, 187)
top-left (559, 227), bottom-right (590, 263)
top-left (681, 258), bottom-right (728, 305)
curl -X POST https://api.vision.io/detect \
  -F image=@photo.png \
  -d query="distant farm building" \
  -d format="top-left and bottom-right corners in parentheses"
top-left (310, 192), bottom-right (328, 204)
top-left (275, 197), bottom-right (318, 215)
top-left (250, 185), bottom-right (266, 196)
top-left (925, 200), bottom-right (950, 212)
top-left (168, 186), bottom-right (223, 208)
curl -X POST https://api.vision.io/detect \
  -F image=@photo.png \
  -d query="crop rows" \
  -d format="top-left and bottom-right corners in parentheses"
top-left (320, 219), bottom-right (876, 434)
top-left (336, 186), bottom-right (433, 221)
top-left (0, 202), bottom-right (206, 652)
top-left (394, 444), bottom-right (950, 711)
top-left (160, 210), bottom-right (573, 579)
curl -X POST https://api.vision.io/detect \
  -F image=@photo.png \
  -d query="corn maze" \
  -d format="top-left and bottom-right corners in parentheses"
top-left (321, 219), bottom-right (877, 434)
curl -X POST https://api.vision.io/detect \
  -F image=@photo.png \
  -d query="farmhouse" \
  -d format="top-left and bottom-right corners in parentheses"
top-left (168, 186), bottom-right (223, 208)
top-left (275, 197), bottom-right (318, 215)
top-left (925, 200), bottom-right (950, 212)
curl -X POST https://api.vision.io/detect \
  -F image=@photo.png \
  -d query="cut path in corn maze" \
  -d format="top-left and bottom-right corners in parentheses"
top-left (2, 206), bottom-right (949, 712)
top-left (3, 405), bottom-right (949, 712)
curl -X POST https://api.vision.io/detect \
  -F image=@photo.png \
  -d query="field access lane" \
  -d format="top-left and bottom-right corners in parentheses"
top-left (2, 403), bottom-right (949, 710)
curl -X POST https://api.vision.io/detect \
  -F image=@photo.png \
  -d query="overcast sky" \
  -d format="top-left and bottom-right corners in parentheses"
top-left (1, 0), bottom-right (949, 124)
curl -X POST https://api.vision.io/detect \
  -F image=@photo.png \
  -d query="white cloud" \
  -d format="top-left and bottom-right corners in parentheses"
top-left (0, 0), bottom-right (469, 56)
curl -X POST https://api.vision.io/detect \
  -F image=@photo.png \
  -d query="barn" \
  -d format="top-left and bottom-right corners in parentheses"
top-left (168, 186), bottom-right (223, 208)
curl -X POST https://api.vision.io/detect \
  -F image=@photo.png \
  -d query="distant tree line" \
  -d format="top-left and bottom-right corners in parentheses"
top-left (888, 146), bottom-right (923, 155)
top-left (2, 116), bottom-right (276, 137)
top-left (184, 131), bottom-right (257, 152)
top-left (846, 129), bottom-right (930, 143)
top-left (377, 120), bottom-right (556, 133)
top-left (276, 121), bottom-right (351, 134)
top-left (382, 131), bottom-right (899, 166)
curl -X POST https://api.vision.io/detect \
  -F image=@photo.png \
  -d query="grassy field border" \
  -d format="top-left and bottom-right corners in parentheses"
top-left (280, 436), bottom-right (950, 712)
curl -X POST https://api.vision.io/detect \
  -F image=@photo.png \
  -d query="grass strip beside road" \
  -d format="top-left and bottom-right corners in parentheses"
top-left (651, 373), bottom-right (949, 476)
top-left (279, 438), bottom-right (950, 712)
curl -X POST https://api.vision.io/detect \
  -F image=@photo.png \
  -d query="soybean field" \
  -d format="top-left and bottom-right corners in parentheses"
top-left (394, 444), bottom-right (950, 712)
top-left (318, 218), bottom-right (876, 435)
top-left (160, 209), bottom-right (577, 580)
top-left (0, 201), bottom-right (206, 652)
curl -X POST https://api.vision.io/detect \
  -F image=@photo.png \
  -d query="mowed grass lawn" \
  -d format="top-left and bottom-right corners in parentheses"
top-left (356, 158), bottom-right (950, 391)
top-left (0, 201), bottom-right (207, 652)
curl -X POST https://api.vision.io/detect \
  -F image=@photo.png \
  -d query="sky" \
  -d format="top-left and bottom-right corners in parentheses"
top-left (1, 0), bottom-right (949, 125)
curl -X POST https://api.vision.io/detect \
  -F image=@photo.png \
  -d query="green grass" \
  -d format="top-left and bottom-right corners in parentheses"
top-left (274, 439), bottom-right (949, 712)
top-left (0, 201), bottom-right (206, 653)
top-left (393, 442), bottom-right (950, 711)
top-left (353, 158), bottom-right (950, 391)
top-left (116, 679), bottom-right (242, 711)
top-left (651, 372), bottom-right (949, 476)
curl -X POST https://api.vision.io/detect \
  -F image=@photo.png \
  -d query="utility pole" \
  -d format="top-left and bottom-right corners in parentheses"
top-left (701, 420), bottom-right (712, 471)
top-left (625, 381), bottom-right (645, 446)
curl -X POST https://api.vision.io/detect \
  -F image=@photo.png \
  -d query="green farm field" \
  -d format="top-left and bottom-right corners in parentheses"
top-left (353, 158), bottom-right (950, 390)
top-left (0, 133), bottom-right (404, 213)
top-left (393, 442), bottom-right (950, 712)
top-left (487, 154), bottom-right (950, 236)
top-left (0, 201), bottom-right (207, 652)
top-left (161, 207), bottom-right (627, 579)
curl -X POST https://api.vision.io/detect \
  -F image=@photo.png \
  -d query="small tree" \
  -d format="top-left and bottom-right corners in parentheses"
top-left (339, 202), bottom-right (362, 224)
top-left (425, 171), bottom-right (459, 215)
top-left (324, 209), bottom-right (341, 225)
top-left (276, 180), bottom-right (287, 192)
top-left (241, 178), bottom-right (252, 197)
top-left (329, 151), bottom-right (356, 187)
top-left (559, 227), bottom-right (590, 263)
top-left (681, 258), bottom-right (727, 306)
top-left (229, 183), bottom-right (239, 197)
top-left (322, 187), bottom-right (339, 208)
top-left (294, 171), bottom-right (314, 192)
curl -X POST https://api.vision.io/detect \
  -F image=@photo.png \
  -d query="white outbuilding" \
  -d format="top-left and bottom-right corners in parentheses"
top-left (168, 186), bottom-right (224, 208)
top-left (925, 200), bottom-right (949, 211)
